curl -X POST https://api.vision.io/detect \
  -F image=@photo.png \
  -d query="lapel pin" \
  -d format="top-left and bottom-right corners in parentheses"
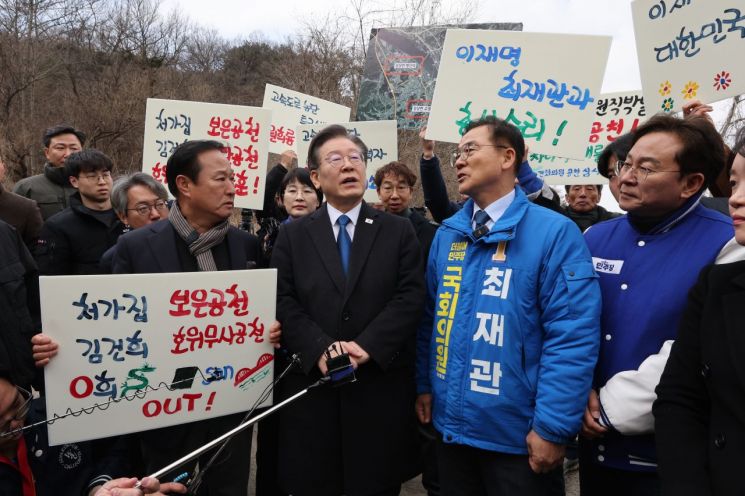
top-left (365, 218), bottom-right (373, 224)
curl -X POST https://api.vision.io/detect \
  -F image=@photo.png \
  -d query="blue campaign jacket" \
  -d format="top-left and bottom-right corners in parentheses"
top-left (416, 189), bottom-right (601, 454)
top-left (582, 200), bottom-right (733, 471)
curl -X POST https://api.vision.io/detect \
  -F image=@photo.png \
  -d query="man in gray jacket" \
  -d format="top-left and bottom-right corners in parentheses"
top-left (13, 125), bottom-right (84, 220)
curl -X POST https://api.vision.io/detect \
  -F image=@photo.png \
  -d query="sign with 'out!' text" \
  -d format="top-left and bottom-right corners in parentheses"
top-left (41, 270), bottom-right (276, 445)
top-left (296, 120), bottom-right (398, 203)
top-left (633, 0), bottom-right (745, 114)
top-left (426, 29), bottom-right (611, 160)
top-left (142, 98), bottom-right (271, 210)
top-left (263, 84), bottom-right (351, 154)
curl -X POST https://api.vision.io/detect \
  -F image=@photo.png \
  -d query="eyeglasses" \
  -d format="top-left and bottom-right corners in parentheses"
top-left (127, 200), bottom-right (169, 216)
top-left (0, 386), bottom-right (32, 437)
top-left (380, 184), bottom-right (411, 194)
top-left (325, 152), bottom-right (365, 168)
top-left (80, 171), bottom-right (112, 182)
top-left (450, 143), bottom-right (509, 167)
top-left (614, 160), bottom-right (680, 182)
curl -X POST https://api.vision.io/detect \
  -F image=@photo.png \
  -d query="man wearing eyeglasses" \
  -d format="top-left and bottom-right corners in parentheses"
top-left (578, 114), bottom-right (734, 496)
top-left (97, 173), bottom-right (170, 273)
top-left (374, 161), bottom-right (439, 262)
top-left (34, 149), bottom-right (125, 276)
top-left (416, 116), bottom-right (600, 495)
top-left (271, 125), bottom-right (425, 496)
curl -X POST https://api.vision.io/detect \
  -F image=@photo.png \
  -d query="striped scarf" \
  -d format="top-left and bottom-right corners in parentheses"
top-left (168, 202), bottom-right (229, 271)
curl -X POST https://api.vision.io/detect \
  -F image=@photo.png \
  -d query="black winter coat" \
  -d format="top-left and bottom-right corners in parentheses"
top-left (35, 193), bottom-right (125, 275)
top-left (654, 260), bottom-right (745, 496)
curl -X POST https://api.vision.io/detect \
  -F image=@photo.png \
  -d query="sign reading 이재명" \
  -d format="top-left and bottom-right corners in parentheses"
top-left (142, 98), bottom-right (272, 210)
top-left (426, 29), bottom-right (611, 160)
top-left (296, 120), bottom-right (398, 203)
top-left (41, 270), bottom-right (276, 445)
top-left (263, 84), bottom-right (351, 154)
top-left (632, 0), bottom-right (745, 113)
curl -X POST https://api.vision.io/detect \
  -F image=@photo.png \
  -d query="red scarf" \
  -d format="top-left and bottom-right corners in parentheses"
top-left (0, 436), bottom-right (36, 496)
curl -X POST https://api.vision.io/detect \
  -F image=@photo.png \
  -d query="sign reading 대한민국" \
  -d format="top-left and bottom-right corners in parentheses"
top-left (142, 98), bottom-right (272, 210)
top-left (529, 91), bottom-right (648, 185)
top-left (41, 270), bottom-right (276, 445)
top-left (632, 0), bottom-right (745, 114)
top-left (356, 23), bottom-right (523, 130)
top-left (426, 29), bottom-right (612, 160)
top-left (296, 120), bottom-right (398, 203)
top-left (262, 84), bottom-right (351, 154)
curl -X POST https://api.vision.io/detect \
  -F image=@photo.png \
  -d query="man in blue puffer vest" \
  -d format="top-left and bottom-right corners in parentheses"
top-left (416, 116), bottom-right (601, 495)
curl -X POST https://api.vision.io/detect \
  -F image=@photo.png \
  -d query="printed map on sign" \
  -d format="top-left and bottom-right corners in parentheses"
top-left (142, 99), bottom-right (271, 210)
top-left (530, 91), bottom-right (647, 185)
top-left (262, 84), bottom-right (351, 154)
top-left (41, 270), bottom-right (276, 445)
top-left (632, 0), bottom-right (745, 114)
top-left (296, 121), bottom-right (397, 203)
top-left (426, 29), bottom-right (611, 160)
top-left (356, 23), bottom-right (522, 129)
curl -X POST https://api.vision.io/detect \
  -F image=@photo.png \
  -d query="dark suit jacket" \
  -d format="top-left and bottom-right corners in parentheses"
top-left (0, 184), bottom-right (42, 247)
top-left (271, 202), bottom-right (426, 496)
top-left (111, 219), bottom-right (259, 273)
top-left (654, 260), bottom-right (745, 496)
top-left (109, 219), bottom-right (260, 495)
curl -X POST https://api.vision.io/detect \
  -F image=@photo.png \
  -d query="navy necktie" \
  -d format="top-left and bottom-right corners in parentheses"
top-left (337, 214), bottom-right (352, 275)
top-left (472, 210), bottom-right (491, 239)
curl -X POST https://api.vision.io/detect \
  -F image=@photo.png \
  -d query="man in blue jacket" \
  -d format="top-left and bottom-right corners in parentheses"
top-left (579, 114), bottom-right (733, 495)
top-left (416, 116), bottom-right (601, 495)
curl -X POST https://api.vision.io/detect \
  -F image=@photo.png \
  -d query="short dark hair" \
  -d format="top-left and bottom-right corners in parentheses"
top-left (564, 184), bottom-right (602, 194)
top-left (166, 140), bottom-right (224, 198)
top-left (631, 114), bottom-right (724, 188)
top-left (278, 168), bottom-right (323, 205)
top-left (597, 132), bottom-right (635, 178)
top-left (463, 116), bottom-right (525, 170)
top-left (65, 149), bottom-right (113, 177)
top-left (374, 161), bottom-right (417, 189)
top-left (43, 125), bottom-right (86, 148)
top-left (111, 172), bottom-right (169, 215)
top-left (306, 125), bottom-right (368, 171)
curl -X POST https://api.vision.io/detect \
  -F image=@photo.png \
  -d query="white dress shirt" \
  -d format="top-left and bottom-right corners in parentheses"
top-left (327, 202), bottom-right (362, 241)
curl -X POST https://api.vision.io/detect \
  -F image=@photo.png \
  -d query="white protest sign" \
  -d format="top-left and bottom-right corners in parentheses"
top-left (633, 0), bottom-right (745, 114)
top-left (296, 120), bottom-right (398, 203)
top-left (263, 84), bottom-right (351, 154)
top-left (426, 29), bottom-right (611, 160)
top-left (142, 98), bottom-right (271, 210)
top-left (41, 269), bottom-right (276, 445)
top-left (529, 91), bottom-right (648, 185)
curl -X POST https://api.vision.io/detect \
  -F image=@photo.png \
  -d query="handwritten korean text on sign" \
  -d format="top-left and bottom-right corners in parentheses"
top-left (263, 84), bottom-right (351, 154)
top-left (530, 91), bottom-right (647, 185)
top-left (143, 98), bottom-right (271, 210)
top-left (426, 29), bottom-right (611, 160)
top-left (632, 0), bottom-right (745, 113)
top-left (41, 270), bottom-right (276, 445)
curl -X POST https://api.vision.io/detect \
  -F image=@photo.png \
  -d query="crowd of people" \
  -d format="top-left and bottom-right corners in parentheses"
top-left (0, 96), bottom-right (743, 496)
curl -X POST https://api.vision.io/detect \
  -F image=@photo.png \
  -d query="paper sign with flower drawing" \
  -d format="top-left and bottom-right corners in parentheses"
top-left (632, 0), bottom-right (745, 113)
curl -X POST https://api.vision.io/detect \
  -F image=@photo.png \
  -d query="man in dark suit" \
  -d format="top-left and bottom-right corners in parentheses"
top-left (112, 140), bottom-right (261, 496)
top-left (271, 125), bottom-right (426, 496)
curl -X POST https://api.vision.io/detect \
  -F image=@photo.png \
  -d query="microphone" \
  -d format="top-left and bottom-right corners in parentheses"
top-left (324, 342), bottom-right (356, 386)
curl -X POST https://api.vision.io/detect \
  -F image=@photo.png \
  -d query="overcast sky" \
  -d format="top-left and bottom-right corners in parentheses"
top-left (164, 0), bottom-right (642, 93)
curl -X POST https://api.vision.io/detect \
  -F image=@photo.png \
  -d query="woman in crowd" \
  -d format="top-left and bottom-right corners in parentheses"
top-left (260, 167), bottom-right (322, 266)
top-left (653, 125), bottom-right (745, 496)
